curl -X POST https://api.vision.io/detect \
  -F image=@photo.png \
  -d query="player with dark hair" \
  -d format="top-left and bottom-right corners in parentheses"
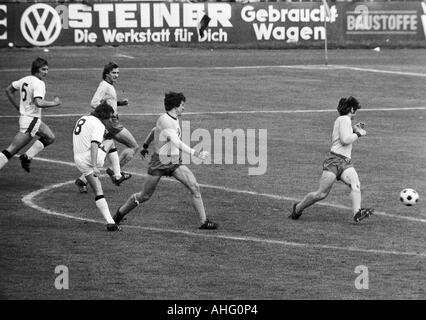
top-left (289, 96), bottom-right (374, 222)
top-left (73, 102), bottom-right (121, 231)
top-left (0, 57), bottom-right (61, 172)
top-left (113, 91), bottom-right (218, 230)
top-left (75, 61), bottom-right (140, 193)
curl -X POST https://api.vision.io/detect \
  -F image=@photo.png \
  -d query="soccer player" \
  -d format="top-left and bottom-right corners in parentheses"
top-left (0, 57), bottom-right (61, 172)
top-left (113, 91), bottom-right (218, 230)
top-left (75, 62), bottom-right (139, 193)
top-left (289, 96), bottom-right (374, 222)
top-left (73, 102), bottom-right (121, 232)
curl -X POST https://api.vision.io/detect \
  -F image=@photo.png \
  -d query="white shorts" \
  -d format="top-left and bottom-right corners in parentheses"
top-left (19, 115), bottom-right (41, 137)
top-left (74, 150), bottom-right (107, 176)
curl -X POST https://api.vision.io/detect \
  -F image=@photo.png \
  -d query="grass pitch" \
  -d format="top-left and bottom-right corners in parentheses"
top-left (0, 46), bottom-right (425, 300)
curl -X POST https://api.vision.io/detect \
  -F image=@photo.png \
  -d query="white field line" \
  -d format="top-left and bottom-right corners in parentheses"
top-left (2, 107), bottom-right (426, 119)
top-left (24, 156), bottom-right (426, 226)
top-left (2, 64), bottom-right (426, 77)
top-left (0, 64), bottom-right (423, 119)
top-left (0, 64), bottom-right (331, 73)
top-left (114, 53), bottom-right (135, 59)
top-left (333, 65), bottom-right (426, 78)
top-left (22, 175), bottom-right (426, 258)
top-left (22, 181), bottom-right (100, 225)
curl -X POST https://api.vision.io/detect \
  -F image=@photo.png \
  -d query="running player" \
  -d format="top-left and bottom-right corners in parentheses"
top-left (289, 96), bottom-right (374, 222)
top-left (0, 57), bottom-right (61, 172)
top-left (73, 102), bottom-right (121, 231)
top-left (113, 91), bottom-right (218, 230)
top-left (75, 62), bottom-right (139, 193)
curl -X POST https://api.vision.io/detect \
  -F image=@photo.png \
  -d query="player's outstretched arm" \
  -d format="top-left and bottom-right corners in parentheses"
top-left (144, 127), bottom-right (155, 146)
top-left (5, 85), bottom-right (19, 111)
top-left (34, 97), bottom-right (62, 108)
top-left (167, 132), bottom-right (208, 160)
top-left (140, 127), bottom-right (156, 159)
top-left (168, 133), bottom-right (193, 155)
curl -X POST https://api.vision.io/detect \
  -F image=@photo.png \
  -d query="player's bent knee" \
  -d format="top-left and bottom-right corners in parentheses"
top-left (316, 191), bottom-right (328, 200)
top-left (190, 183), bottom-right (201, 197)
top-left (39, 136), bottom-right (55, 147)
top-left (351, 183), bottom-right (361, 192)
top-left (193, 191), bottom-right (202, 199)
top-left (132, 143), bottom-right (140, 150)
top-left (121, 148), bottom-right (136, 161)
top-left (136, 192), bottom-right (151, 203)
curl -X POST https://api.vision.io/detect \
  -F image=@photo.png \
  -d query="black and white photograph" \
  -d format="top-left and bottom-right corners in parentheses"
top-left (0, 0), bottom-right (425, 308)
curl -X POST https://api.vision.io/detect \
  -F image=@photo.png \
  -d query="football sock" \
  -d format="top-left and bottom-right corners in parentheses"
top-left (79, 174), bottom-right (87, 184)
top-left (25, 140), bottom-right (44, 159)
top-left (95, 195), bottom-right (115, 224)
top-left (0, 150), bottom-right (11, 170)
top-left (108, 149), bottom-right (122, 179)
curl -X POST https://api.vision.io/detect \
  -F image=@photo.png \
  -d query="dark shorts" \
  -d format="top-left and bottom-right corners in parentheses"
top-left (147, 153), bottom-right (181, 177)
top-left (104, 116), bottom-right (124, 139)
top-left (322, 152), bottom-right (353, 180)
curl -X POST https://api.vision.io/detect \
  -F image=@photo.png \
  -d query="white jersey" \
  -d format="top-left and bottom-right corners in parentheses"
top-left (73, 115), bottom-right (106, 157)
top-left (11, 75), bottom-right (46, 118)
top-left (90, 80), bottom-right (118, 114)
top-left (155, 113), bottom-right (182, 157)
top-left (330, 115), bottom-right (358, 159)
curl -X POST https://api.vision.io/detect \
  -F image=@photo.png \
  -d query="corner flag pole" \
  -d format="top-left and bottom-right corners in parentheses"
top-left (322, 0), bottom-right (331, 66)
top-left (324, 18), bottom-right (328, 66)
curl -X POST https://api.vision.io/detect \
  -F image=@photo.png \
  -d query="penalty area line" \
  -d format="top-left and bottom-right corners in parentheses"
top-left (22, 179), bottom-right (426, 258)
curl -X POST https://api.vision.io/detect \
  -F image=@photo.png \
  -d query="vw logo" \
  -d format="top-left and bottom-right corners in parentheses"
top-left (20, 3), bottom-right (61, 46)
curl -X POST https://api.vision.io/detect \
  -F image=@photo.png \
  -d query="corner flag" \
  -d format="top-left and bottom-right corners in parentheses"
top-left (322, 0), bottom-right (331, 19)
top-left (322, 0), bottom-right (331, 66)
top-left (197, 14), bottom-right (211, 37)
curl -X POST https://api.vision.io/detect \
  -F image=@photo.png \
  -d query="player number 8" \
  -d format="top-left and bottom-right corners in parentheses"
top-left (74, 118), bottom-right (86, 135)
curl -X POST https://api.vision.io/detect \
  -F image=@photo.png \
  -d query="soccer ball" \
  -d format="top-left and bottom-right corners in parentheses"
top-left (399, 188), bottom-right (419, 206)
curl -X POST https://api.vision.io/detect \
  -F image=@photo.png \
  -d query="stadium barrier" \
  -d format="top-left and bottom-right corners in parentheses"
top-left (0, 1), bottom-right (425, 48)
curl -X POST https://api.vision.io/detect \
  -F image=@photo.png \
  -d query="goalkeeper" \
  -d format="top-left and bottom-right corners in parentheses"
top-left (289, 96), bottom-right (374, 222)
top-left (113, 91), bottom-right (218, 230)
